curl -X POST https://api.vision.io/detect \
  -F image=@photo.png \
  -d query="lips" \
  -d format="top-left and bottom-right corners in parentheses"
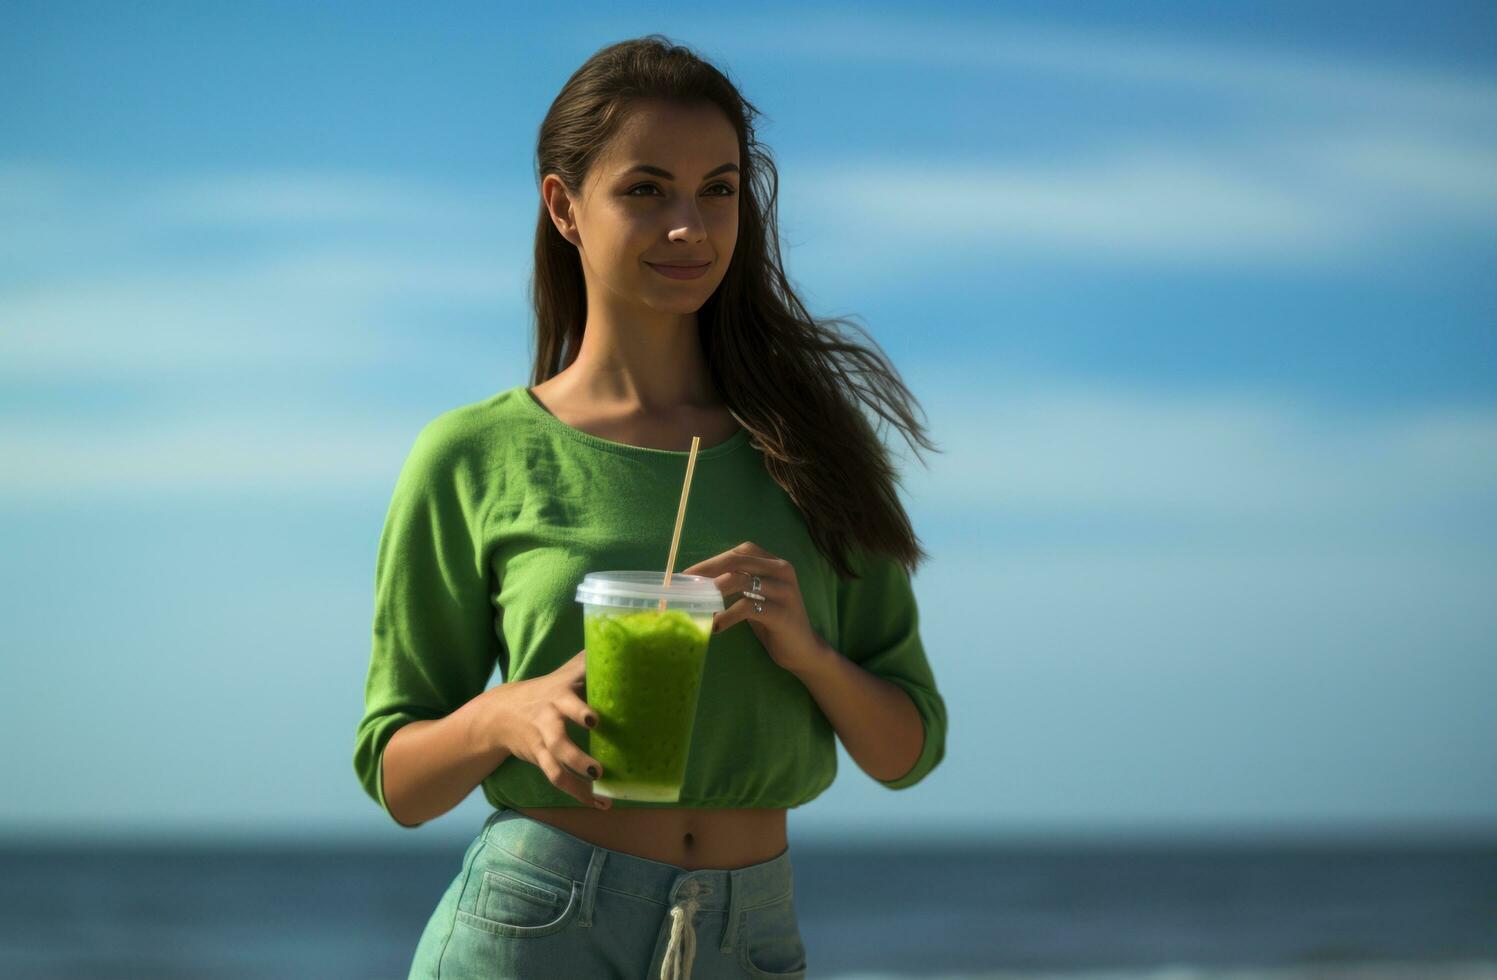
top-left (648, 261), bottom-right (710, 268)
top-left (646, 260), bottom-right (712, 280)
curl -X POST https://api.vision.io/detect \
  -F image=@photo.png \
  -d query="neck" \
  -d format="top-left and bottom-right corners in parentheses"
top-left (563, 313), bottom-right (720, 413)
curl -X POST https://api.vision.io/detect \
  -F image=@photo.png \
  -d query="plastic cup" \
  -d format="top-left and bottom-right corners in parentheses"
top-left (574, 571), bottom-right (724, 803)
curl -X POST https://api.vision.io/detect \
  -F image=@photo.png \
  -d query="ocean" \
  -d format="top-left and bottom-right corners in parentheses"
top-left (0, 840), bottom-right (1493, 979)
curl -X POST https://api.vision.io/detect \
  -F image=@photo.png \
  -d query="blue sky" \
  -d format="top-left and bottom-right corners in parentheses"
top-left (2, 2), bottom-right (1494, 846)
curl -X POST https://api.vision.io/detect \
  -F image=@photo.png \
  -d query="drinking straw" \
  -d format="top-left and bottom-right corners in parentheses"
top-left (659, 435), bottom-right (702, 612)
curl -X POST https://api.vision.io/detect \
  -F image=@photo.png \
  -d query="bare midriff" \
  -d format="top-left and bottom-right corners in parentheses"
top-left (513, 805), bottom-right (788, 871)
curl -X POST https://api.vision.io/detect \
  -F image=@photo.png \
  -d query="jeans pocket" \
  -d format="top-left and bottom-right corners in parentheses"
top-left (737, 891), bottom-right (807, 978)
top-left (453, 843), bottom-right (581, 938)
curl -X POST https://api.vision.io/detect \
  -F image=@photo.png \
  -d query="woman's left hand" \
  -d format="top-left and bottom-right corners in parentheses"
top-left (681, 541), bottom-right (826, 675)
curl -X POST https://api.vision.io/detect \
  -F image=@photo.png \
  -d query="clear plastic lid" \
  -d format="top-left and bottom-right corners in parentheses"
top-left (575, 571), bottom-right (725, 614)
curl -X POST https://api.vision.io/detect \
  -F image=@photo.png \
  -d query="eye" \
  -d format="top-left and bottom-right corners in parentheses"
top-left (626, 183), bottom-right (737, 197)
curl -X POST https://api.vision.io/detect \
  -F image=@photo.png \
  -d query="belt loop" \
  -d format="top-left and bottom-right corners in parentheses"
top-left (578, 847), bottom-right (607, 929)
top-left (720, 868), bottom-right (742, 953)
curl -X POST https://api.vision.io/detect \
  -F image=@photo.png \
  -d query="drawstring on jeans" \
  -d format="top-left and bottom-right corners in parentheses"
top-left (660, 883), bottom-right (704, 980)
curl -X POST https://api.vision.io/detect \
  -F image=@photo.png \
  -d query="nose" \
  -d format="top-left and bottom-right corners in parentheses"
top-left (666, 202), bottom-right (709, 242)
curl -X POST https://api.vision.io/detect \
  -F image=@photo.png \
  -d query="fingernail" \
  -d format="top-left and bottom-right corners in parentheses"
top-left (593, 798), bottom-right (608, 809)
top-left (587, 765), bottom-right (599, 778)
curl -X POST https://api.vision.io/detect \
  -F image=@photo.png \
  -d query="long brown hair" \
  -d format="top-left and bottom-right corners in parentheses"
top-left (528, 34), bottom-right (942, 580)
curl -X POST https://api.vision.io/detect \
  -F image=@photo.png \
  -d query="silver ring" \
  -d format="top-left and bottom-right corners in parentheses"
top-left (753, 600), bottom-right (764, 614)
top-left (750, 574), bottom-right (761, 593)
top-left (743, 589), bottom-right (766, 614)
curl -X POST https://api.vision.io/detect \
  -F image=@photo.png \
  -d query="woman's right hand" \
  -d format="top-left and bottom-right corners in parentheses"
top-left (483, 649), bottom-right (612, 809)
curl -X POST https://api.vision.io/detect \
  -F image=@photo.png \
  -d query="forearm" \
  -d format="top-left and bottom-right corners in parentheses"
top-left (789, 634), bottom-right (925, 783)
top-left (381, 689), bottom-right (511, 827)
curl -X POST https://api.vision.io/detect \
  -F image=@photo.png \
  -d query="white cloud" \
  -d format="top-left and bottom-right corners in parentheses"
top-left (888, 367), bottom-right (1497, 539)
top-left (1293, 132), bottom-right (1497, 214)
top-left (0, 254), bottom-right (521, 375)
top-left (736, 15), bottom-right (1497, 268)
top-left (0, 161), bottom-right (516, 233)
top-left (796, 150), bottom-right (1353, 263)
top-left (138, 171), bottom-right (509, 226)
top-left (1, 270), bottom-right (386, 373)
top-left (788, 124), bottom-right (1497, 270)
top-left (726, 13), bottom-right (1497, 123)
top-left (0, 163), bottom-right (539, 377)
top-left (0, 406), bottom-right (418, 499)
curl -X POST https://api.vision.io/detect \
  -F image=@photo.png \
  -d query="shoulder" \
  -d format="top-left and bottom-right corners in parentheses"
top-left (414, 387), bottom-right (524, 456)
top-left (401, 388), bottom-right (523, 488)
top-left (836, 544), bottom-right (917, 595)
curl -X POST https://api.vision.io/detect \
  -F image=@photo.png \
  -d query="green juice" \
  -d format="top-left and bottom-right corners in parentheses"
top-left (583, 607), bottom-right (711, 802)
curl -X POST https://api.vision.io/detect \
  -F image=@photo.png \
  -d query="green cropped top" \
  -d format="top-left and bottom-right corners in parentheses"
top-left (353, 385), bottom-right (947, 826)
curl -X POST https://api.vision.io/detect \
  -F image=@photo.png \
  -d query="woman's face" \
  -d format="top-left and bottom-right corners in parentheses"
top-left (545, 100), bottom-right (740, 316)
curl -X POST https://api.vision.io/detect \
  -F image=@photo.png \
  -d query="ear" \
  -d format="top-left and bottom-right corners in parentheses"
top-left (540, 173), bottom-right (582, 248)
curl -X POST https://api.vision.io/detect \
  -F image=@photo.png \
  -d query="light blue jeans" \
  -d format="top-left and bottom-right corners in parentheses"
top-left (408, 808), bottom-right (808, 979)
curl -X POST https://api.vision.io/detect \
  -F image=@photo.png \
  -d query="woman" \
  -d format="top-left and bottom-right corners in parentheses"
top-left (354, 34), bottom-right (948, 980)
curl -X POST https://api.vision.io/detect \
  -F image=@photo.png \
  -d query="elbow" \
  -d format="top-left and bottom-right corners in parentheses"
top-left (390, 810), bottom-right (425, 830)
top-left (876, 687), bottom-right (946, 791)
top-left (380, 746), bottom-right (427, 829)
